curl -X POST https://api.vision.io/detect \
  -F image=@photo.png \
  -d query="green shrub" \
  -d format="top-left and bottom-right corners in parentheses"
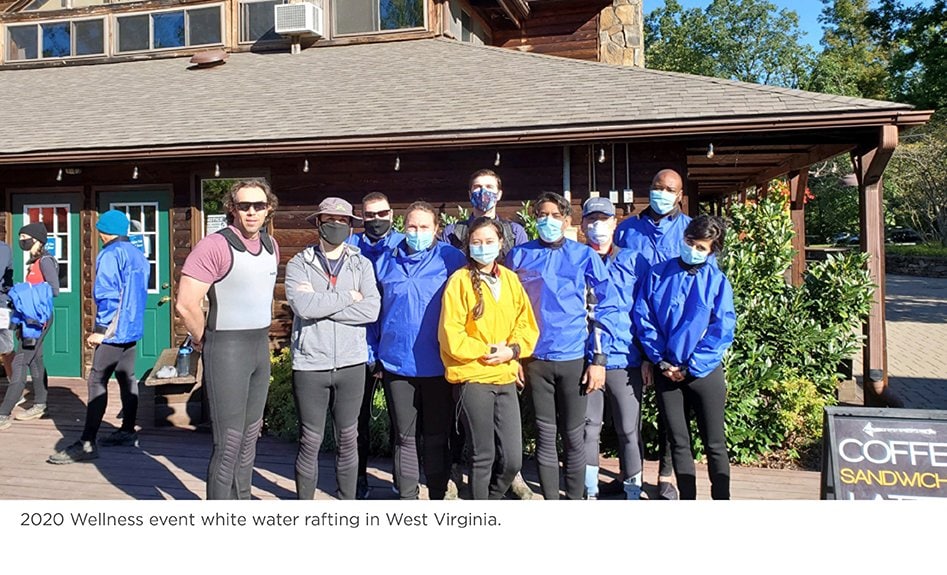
top-left (887, 242), bottom-right (947, 258)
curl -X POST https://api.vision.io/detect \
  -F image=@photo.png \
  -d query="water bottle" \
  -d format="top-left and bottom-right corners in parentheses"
top-left (176, 336), bottom-right (193, 377)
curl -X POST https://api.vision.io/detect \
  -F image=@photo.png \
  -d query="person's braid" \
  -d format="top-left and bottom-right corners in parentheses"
top-left (469, 265), bottom-right (485, 321)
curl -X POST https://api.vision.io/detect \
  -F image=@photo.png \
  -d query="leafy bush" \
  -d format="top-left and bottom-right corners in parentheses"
top-left (515, 200), bottom-right (539, 240)
top-left (439, 205), bottom-right (470, 227)
top-left (886, 242), bottom-right (947, 258)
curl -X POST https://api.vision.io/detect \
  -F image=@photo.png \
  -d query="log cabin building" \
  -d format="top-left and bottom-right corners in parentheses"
top-left (0, 0), bottom-right (932, 405)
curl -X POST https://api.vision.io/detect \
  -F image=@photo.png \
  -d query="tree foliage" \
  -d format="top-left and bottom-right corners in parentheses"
top-left (808, 0), bottom-right (891, 99)
top-left (867, 0), bottom-right (947, 109)
top-left (645, 0), bottom-right (814, 88)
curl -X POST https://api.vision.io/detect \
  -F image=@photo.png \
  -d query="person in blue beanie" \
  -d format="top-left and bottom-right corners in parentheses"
top-left (345, 192), bottom-right (404, 499)
top-left (579, 197), bottom-right (645, 500)
top-left (506, 192), bottom-right (620, 500)
top-left (374, 201), bottom-right (466, 499)
top-left (48, 210), bottom-right (150, 464)
top-left (633, 215), bottom-right (736, 499)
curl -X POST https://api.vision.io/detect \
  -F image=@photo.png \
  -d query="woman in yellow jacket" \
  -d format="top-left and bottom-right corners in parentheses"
top-left (439, 217), bottom-right (539, 500)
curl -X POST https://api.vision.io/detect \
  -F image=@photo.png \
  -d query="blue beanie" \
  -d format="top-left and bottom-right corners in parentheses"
top-left (96, 210), bottom-right (130, 236)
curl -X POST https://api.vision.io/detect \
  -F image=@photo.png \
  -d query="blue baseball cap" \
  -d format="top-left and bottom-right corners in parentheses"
top-left (582, 197), bottom-right (616, 217)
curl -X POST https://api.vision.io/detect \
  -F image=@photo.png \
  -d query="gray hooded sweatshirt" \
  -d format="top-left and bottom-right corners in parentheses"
top-left (285, 243), bottom-right (381, 371)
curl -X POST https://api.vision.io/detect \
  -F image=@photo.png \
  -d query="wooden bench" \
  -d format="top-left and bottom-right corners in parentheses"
top-left (142, 348), bottom-right (206, 428)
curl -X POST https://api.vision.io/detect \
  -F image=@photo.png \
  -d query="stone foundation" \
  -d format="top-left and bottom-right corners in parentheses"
top-left (886, 254), bottom-right (947, 278)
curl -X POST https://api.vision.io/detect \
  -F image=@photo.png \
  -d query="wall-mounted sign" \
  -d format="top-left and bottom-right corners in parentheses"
top-left (206, 214), bottom-right (227, 235)
top-left (822, 407), bottom-right (947, 500)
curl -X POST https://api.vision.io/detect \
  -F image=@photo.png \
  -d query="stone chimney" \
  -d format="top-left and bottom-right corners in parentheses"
top-left (599, 0), bottom-right (644, 67)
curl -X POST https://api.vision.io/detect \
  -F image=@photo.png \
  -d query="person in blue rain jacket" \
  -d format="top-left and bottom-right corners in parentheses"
top-left (373, 200), bottom-right (466, 500)
top-left (505, 192), bottom-right (620, 501)
top-left (345, 191), bottom-right (405, 499)
top-left (633, 215), bottom-right (736, 500)
top-left (614, 168), bottom-right (693, 500)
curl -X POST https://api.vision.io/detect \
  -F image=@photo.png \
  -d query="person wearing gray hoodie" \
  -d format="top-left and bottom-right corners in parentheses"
top-left (285, 197), bottom-right (381, 500)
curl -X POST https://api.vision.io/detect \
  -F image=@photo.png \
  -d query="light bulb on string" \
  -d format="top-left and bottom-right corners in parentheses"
top-left (303, 159), bottom-right (310, 173)
top-left (394, 155), bottom-right (401, 172)
top-left (214, 163), bottom-right (220, 177)
top-left (56, 168), bottom-right (63, 182)
top-left (598, 147), bottom-right (606, 164)
top-left (706, 143), bottom-right (715, 159)
top-left (494, 151), bottom-right (501, 167)
top-left (132, 166), bottom-right (139, 180)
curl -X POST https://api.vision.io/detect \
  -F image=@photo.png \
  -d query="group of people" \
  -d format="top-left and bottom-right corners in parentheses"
top-left (172, 168), bottom-right (735, 501)
top-left (0, 209), bottom-right (151, 469)
top-left (2, 168), bottom-right (736, 501)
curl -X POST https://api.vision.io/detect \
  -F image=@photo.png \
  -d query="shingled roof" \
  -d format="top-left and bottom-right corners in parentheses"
top-left (0, 38), bottom-right (926, 163)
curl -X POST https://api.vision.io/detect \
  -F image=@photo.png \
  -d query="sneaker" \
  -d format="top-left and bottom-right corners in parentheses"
top-left (99, 430), bottom-right (139, 447)
top-left (510, 472), bottom-right (534, 500)
top-left (445, 463), bottom-right (464, 500)
top-left (658, 480), bottom-right (679, 500)
top-left (356, 476), bottom-right (372, 500)
top-left (0, 415), bottom-right (11, 431)
top-left (48, 440), bottom-right (98, 464)
top-left (14, 396), bottom-right (26, 408)
top-left (15, 403), bottom-right (46, 421)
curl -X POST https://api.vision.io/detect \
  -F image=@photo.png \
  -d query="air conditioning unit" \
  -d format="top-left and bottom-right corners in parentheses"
top-left (275, 2), bottom-right (324, 38)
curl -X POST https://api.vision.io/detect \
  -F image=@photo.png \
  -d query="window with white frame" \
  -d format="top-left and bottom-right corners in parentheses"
top-left (109, 202), bottom-right (160, 293)
top-left (239, 0), bottom-right (286, 43)
top-left (333, 0), bottom-right (425, 35)
top-left (5, 18), bottom-right (105, 61)
top-left (115, 5), bottom-right (223, 54)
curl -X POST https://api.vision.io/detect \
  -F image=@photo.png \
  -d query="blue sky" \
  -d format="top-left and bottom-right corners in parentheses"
top-left (642, 1), bottom-right (935, 48)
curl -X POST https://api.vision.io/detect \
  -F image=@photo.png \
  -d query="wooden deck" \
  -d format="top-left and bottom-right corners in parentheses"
top-left (0, 378), bottom-right (821, 500)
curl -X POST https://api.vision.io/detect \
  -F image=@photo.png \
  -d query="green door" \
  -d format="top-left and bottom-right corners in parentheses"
top-left (11, 194), bottom-right (82, 377)
top-left (98, 190), bottom-right (172, 379)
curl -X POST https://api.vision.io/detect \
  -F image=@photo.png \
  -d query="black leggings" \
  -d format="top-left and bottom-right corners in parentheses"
top-left (656, 365), bottom-right (729, 500)
top-left (293, 364), bottom-right (365, 500)
top-left (526, 357), bottom-right (587, 500)
top-left (454, 382), bottom-right (522, 500)
top-left (81, 341), bottom-right (138, 442)
top-left (584, 366), bottom-right (644, 479)
top-left (0, 320), bottom-right (52, 416)
top-left (383, 373), bottom-right (452, 500)
top-left (203, 328), bottom-right (271, 500)
top-left (357, 363), bottom-right (381, 478)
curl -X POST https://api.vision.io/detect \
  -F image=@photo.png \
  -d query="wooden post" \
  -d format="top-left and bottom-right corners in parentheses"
top-left (788, 169), bottom-right (809, 287)
top-left (853, 125), bottom-right (898, 407)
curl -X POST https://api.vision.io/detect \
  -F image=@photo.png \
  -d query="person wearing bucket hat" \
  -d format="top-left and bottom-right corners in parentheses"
top-left (0, 223), bottom-right (59, 432)
top-left (48, 210), bottom-right (150, 463)
top-left (176, 179), bottom-right (279, 499)
top-left (286, 196), bottom-right (380, 499)
top-left (579, 197), bottom-right (645, 500)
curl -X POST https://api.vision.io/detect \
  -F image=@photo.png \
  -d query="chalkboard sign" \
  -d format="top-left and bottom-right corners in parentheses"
top-left (821, 406), bottom-right (947, 500)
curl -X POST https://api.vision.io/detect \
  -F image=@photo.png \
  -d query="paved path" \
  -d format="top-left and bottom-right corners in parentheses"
top-left (854, 274), bottom-right (947, 409)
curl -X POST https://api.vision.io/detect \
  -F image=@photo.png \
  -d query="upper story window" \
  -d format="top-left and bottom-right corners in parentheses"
top-left (6, 18), bottom-right (105, 61)
top-left (448, 1), bottom-right (489, 46)
top-left (333, 0), bottom-right (424, 36)
top-left (116, 5), bottom-right (222, 53)
top-left (239, 0), bottom-right (286, 43)
top-left (23, 0), bottom-right (136, 12)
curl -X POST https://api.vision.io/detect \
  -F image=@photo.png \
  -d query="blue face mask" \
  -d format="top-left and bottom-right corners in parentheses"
top-left (406, 229), bottom-right (434, 251)
top-left (470, 187), bottom-right (499, 213)
top-left (469, 243), bottom-right (500, 266)
top-left (649, 189), bottom-right (678, 215)
top-left (536, 216), bottom-right (564, 243)
top-left (680, 238), bottom-right (708, 265)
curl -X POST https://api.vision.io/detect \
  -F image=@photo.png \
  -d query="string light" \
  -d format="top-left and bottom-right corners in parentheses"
top-left (303, 158), bottom-right (310, 173)
top-left (214, 163), bottom-right (220, 177)
top-left (494, 151), bottom-right (501, 167)
top-left (394, 154), bottom-right (401, 172)
top-left (598, 147), bottom-right (606, 164)
top-left (706, 143), bottom-right (715, 159)
top-left (56, 168), bottom-right (63, 181)
top-left (132, 166), bottom-right (139, 180)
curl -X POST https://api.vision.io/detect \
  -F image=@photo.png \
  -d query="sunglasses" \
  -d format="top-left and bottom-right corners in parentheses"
top-left (235, 201), bottom-right (269, 212)
top-left (363, 209), bottom-right (391, 219)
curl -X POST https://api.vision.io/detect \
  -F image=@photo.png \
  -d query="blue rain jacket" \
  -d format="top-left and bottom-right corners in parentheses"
top-left (633, 258), bottom-right (736, 378)
top-left (9, 282), bottom-right (53, 340)
top-left (347, 230), bottom-right (406, 365)
top-left (94, 238), bottom-right (151, 344)
top-left (614, 209), bottom-right (694, 288)
top-left (505, 239), bottom-right (619, 362)
top-left (374, 240), bottom-right (466, 377)
top-left (591, 247), bottom-right (640, 369)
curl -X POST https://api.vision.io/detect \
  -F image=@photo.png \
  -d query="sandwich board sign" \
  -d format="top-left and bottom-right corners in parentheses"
top-left (821, 406), bottom-right (947, 500)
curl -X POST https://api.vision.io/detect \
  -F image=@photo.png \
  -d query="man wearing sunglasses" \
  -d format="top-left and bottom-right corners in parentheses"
top-left (177, 179), bottom-right (280, 500)
top-left (346, 192), bottom-right (404, 499)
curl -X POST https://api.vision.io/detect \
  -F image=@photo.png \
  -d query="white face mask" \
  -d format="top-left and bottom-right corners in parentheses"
top-left (586, 221), bottom-right (613, 247)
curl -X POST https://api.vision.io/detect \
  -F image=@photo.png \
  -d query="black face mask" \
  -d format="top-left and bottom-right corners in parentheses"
top-left (19, 239), bottom-right (34, 251)
top-left (364, 219), bottom-right (392, 240)
top-left (319, 221), bottom-right (351, 246)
